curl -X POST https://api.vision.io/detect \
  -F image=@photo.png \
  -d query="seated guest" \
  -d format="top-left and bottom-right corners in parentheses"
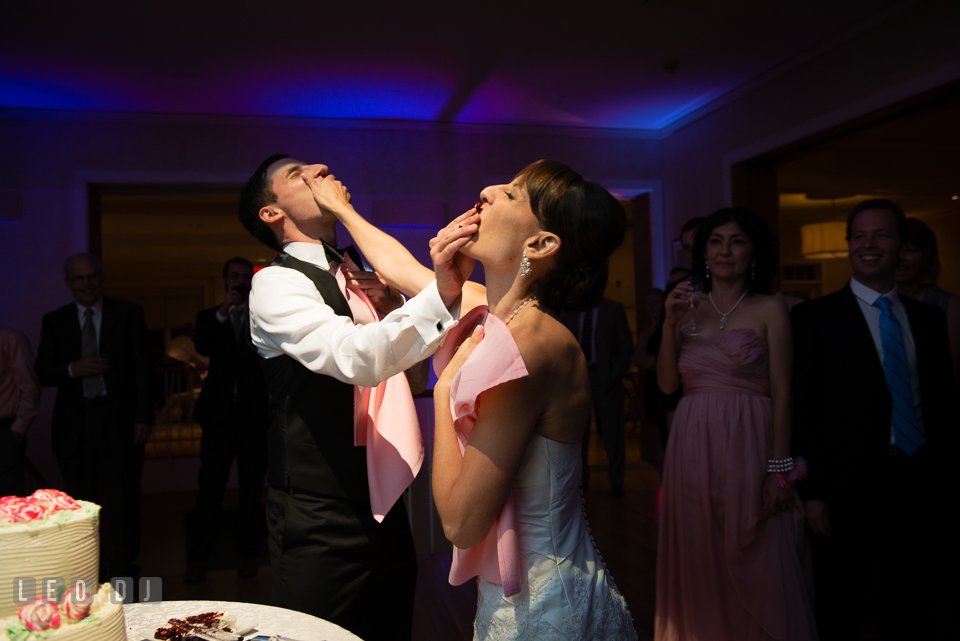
top-left (895, 217), bottom-right (960, 386)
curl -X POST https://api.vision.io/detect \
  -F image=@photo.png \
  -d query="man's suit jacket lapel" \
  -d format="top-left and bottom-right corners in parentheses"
top-left (63, 303), bottom-right (83, 360)
top-left (836, 284), bottom-right (889, 401)
top-left (98, 297), bottom-right (118, 357)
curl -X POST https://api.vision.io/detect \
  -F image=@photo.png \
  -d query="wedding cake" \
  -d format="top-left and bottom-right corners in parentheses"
top-left (0, 490), bottom-right (126, 641)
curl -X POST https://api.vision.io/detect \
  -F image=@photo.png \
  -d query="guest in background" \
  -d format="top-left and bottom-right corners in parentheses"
top-left (679, 217), bottom-right (704, 264)
top-left (184, 257), bottom-right (271, 584)
top-left (563, 298), bottom-right (633, 496)
top-left (666, 266), bottom-right (691, 287)
top-left (793, 199), bottom-right (954, 639)
top-left (633, 289), bottom-right (665, 471)
top-left (35, 253), bottom-right (154, 580)
top-left (656, 208), bottom-right (816, 641)
top-left (0, 326), bottom-right (41, 495)
top-left (771, 268), bottom-right (804, 311)
top-left (895, 217), bottom-right (960, 386)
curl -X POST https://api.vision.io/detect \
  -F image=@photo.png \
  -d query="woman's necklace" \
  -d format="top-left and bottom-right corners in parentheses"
top-left (503, 296), bottom-right (538, 326)
top-left (708, 289), bottom-right (749, 330)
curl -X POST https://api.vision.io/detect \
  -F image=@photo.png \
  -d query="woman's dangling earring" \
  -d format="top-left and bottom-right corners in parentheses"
top-left (705, 263), bottom-right (710, 279)
top-left (520, 250), bottom-right (532, 277)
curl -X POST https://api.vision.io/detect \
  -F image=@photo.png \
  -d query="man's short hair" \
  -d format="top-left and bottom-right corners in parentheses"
top-left (239, 154), bottom-right (290, 252)
top-left (222, 257), bottom-right (254, 278)
top-left (845, 198), bottom-right (907, 240)
top-left (63, 253), bottom-right (103, 278)
top-left (680, 217), bottom-right (705, 236)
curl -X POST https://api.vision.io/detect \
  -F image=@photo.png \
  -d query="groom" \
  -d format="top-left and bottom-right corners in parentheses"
top-left (239, 154), bottom-right (464, 641)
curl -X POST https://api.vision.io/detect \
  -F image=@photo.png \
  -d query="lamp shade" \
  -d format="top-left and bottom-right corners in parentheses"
top-left (801, 222), bottom-right (848, 259)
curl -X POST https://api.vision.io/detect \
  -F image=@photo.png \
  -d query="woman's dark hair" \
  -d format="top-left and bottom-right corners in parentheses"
top-left (515, 160), bottom-right (626, 313)
top-left (238, 153), bottom-right (290, 252)
top-left (691, 207), bottom-right (776, 295)
top-left (903, 217), bottom-right (941, 285)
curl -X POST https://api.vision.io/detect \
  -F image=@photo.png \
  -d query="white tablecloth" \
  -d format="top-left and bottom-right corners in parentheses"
top-left (124, 600), bottom-right (362, 641)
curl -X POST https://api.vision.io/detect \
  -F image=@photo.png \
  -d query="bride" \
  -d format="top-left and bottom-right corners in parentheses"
top-left (303, 160), bottom-right (637, 640)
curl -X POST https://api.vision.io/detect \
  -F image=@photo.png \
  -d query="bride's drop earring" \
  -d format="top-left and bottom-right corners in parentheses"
top-left (705, 264), bottom-right (710, 279)
top-left (520, 250), bottom-right (532, 276)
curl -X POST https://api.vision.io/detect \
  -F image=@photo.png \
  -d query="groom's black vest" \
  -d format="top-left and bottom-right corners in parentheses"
top-left (260, 253), bottom-right (369, 500)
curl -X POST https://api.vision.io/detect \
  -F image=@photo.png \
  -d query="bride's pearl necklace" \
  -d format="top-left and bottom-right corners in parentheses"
top-left (708, 290), bottom-right (749, 330)
top-left (504, 296), bottom-right (538, 326)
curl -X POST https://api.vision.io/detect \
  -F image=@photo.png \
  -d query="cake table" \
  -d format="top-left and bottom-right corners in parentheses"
top-left (123, 600), bottom-right (363, 641)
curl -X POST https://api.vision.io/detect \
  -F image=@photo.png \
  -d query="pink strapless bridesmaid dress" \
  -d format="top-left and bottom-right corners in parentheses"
top-left (655, 329), bottom-right (817, 641)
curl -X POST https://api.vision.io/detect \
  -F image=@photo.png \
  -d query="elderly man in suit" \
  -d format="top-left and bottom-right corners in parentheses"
top-left (35, 253), bottom-right (154, 581)
top-left (184, 257), bottom-right (270, 584)
top-left (565, 297), bottom-right (633, 495)
top-left (791, 199), bottom-right (954, 640)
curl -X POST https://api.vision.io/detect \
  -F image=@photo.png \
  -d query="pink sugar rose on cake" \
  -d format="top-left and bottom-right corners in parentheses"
top-left (29, 489), bottom-right (81, 514)
top-left (0, 496), bottom-right (48, 523)
top-left (59, 583), bottom-right (93, 620)
top-left (19, 598), bottom-right (62, 631)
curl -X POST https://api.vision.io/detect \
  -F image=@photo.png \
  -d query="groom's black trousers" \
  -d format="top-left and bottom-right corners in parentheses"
top-left (267, 486), bottom-right (416, 641)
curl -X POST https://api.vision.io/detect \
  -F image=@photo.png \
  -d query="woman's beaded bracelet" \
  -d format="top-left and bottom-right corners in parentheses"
top-left (767, 457), bottom-right (794, 473)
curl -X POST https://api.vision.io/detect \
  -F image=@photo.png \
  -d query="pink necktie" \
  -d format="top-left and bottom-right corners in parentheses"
top-left (334, 260), bottom-right (424, 523)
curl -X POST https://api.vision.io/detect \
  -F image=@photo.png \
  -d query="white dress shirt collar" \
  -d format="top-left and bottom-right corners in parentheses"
top-left (850, 277), bottom-right (901, 309)
top-left (284, 242), bottom-right (333, 271)
top-left (75, 297), bottom-right (104, 324)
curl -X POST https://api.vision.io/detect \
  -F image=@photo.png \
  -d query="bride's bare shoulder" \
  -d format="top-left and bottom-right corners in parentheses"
top-left (512, 311), bottom-right (585, 377)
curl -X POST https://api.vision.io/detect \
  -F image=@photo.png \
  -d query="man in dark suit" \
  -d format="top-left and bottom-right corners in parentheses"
top-left (35, 253), bottom-right (154, 580)
top-left (184, 257), bottom-right (270, 583)
top-left (792, 199), bottom-right (954, 640)
top-left (564, 298), bottom-right (633, 495)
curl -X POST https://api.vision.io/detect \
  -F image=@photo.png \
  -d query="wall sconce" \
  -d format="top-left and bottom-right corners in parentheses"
top-left (801, 222), bottom-right (848, 259)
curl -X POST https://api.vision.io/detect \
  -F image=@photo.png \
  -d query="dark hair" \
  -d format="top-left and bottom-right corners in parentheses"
top-left (222, 257), bottom-right (254, 278)
top-left (691, 207), bottom-right (775, 295)
top-left (845, 198), bottom-right (907, 241)
top-left (903, 217), bottom-right (941, 285)
top-left (514, 160), bottom-right (626, 313)
top-left (680, 217), bottom-right (704, 236)
top-left (239, 154), bottom-right (290, 251)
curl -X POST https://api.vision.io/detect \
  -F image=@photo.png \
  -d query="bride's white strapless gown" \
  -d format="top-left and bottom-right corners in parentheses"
top-left (473, 434), bottom-right (638, 641)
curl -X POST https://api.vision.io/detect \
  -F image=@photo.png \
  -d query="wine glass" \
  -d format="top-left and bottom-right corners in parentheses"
top-left (680, 276), bottom-right (703, 336)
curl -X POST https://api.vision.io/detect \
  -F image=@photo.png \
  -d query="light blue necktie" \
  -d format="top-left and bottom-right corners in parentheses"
top-left (874, 296), bottom-right (920, 455)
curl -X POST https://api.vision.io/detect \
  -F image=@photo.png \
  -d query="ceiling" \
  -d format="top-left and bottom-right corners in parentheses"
top-left (2, 0), bottom-right (906, 132)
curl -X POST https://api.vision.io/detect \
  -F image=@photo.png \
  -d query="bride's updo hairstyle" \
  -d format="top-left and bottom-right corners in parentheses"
top-left (516, 160), bottom-right (626, 313)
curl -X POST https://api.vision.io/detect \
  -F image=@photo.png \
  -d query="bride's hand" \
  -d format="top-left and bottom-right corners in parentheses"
top-left (437, 324), bottom-right (485, 390)
top-left (301, 173), bottom-right (352, 219)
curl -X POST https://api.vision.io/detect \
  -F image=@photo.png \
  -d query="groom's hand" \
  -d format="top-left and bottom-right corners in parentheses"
top-left (430, 209), bottom-right (480, 309)
top-left (343, 268), bottom-right (403, 315)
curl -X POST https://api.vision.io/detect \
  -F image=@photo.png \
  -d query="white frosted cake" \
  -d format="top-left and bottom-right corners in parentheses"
top-left (0, 490), bottom-right (125, 641)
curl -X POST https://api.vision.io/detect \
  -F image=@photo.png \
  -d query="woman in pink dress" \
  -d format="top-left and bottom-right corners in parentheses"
top-left (655, 208), bottom-right (817, 641)
top-left (303, 160), bottom-right (637, 640)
